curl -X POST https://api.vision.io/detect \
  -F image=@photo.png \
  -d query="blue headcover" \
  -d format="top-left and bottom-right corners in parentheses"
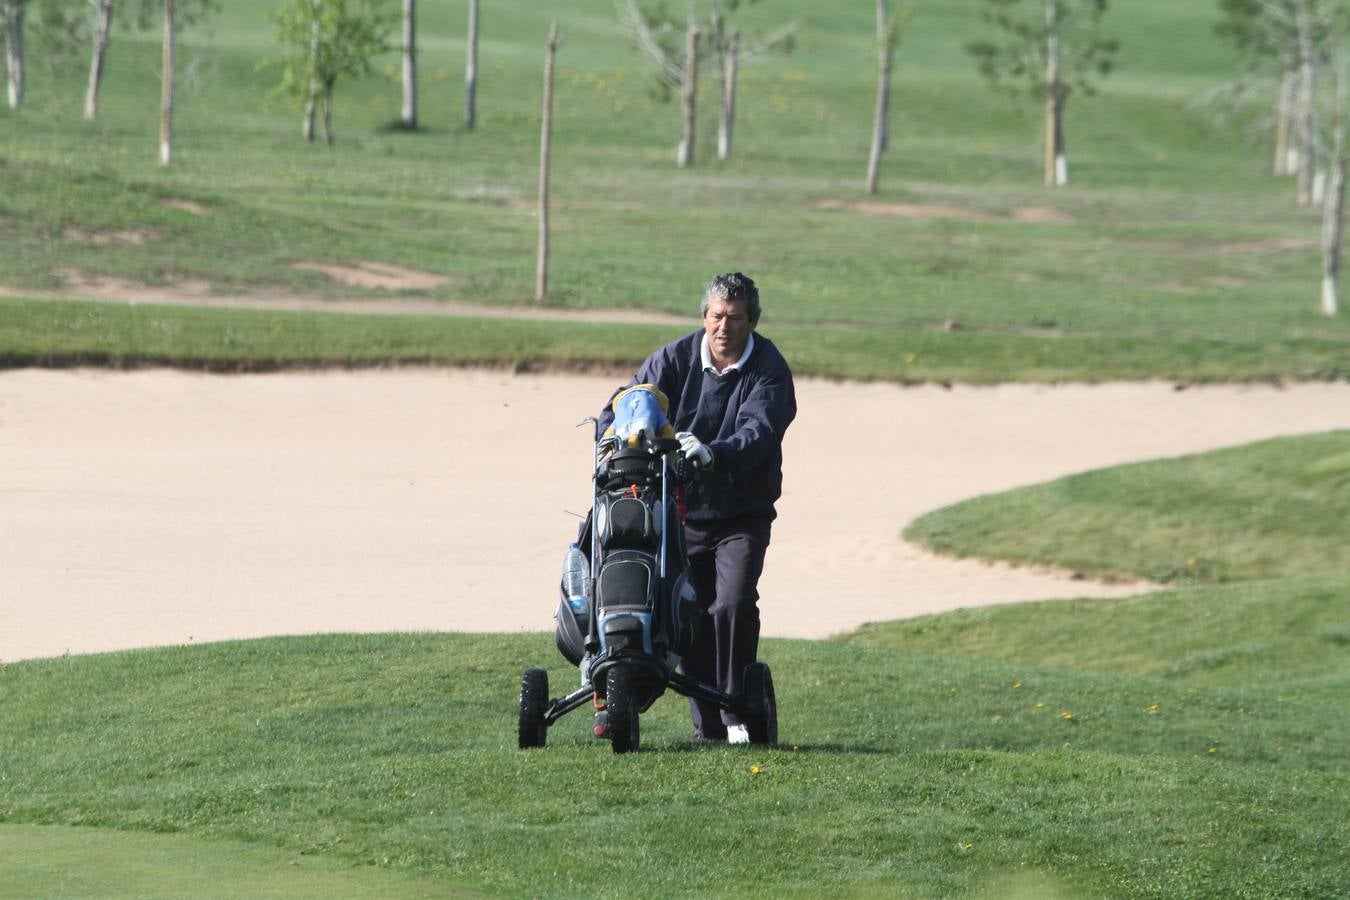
top-left (606, 384), bottom-right (675, 447)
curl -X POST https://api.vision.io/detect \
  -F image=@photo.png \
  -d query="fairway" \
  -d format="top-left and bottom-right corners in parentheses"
top-left (0, 824), bottom-right (475, 899)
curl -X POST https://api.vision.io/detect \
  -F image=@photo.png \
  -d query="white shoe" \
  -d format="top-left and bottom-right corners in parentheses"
top-left (726, 724), bottom-right (750, 745)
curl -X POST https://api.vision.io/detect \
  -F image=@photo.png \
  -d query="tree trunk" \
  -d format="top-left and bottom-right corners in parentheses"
top-left (717, 30), bottom-right (738, 161)
top-left (84, 0), bottom-right (115, 121)
top-left (536, 21), bottom-right (559, 302)
top-left (876, 0), bottom-right (889, 153)
top-left (866, 0), bottom-right (893, 196)
top-left (1322, 55), bottom-right (1345, 319)
top-left (322, 80), bottom-right (334, 146)
top-left (677, 23), bottom-right (699, 168)
top-left (1322, 154), bottom-right (1344, 316)
top-left (1296, 7), bottom-right (1316, 206)
top-left (1274, 68), bottom-right (1295, 176)
top-left (3, 1), bottom-right (24, 110)
top-left (159, 0), bottom-right (174, 166)
top-left (465, 0), bottom-right (478, 129)
top-left (303, 1), bottom-right (321, 142)
top-left (1044, 0), bottom-right (1066, 187)
top-left (401, 0), bottom-right (416, 129)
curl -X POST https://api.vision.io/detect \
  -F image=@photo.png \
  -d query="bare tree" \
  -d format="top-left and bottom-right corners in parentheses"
top-left (677, 20), bottom-right (699, 167)
top-left (1213, 1), bottom-right (1330, 190)
top-left (1218, 1), bottom-right (1299, 176)
top-left (620, 1), bottom-right (795, 164)
top-left (3, 1), bottom-right (24, 109)
top-left (866, 0), bottom-right (900, 195)
top-left (718, 27), bottom-right (737, 159)
top-left (83, 0), bottom-right (113, 119)
top-left (1043, 0), bottom-right (1065, 185)
top-left (80, 0), bottom-right (214, 122)
top-left (1316, 5), bottom-right (1347, 315)
top-left (303, 0), bottom-right (321, 141)
top-left (159, 0), bottom-right (173, 165)
top-left (400, 0), bottom-right (414, 129)
top-left (1321, 77), bottom-right (1344, 315)
top-left (536, 21), bottom-right (559, 301)
top-left (968, 0), bottom-right (1118, 187)
top-left (706, 1), bottom-right (795, 161)
top-left (1276, 68), bottom-right (1297, 173)
top-left (465, 0), bottom-right (477, 128)
top-left (1212, 0), bottom-right (1343, 314)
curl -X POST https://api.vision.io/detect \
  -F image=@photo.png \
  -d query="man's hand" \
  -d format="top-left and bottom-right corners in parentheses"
top-left (676, 432), bottom-right (714, 469)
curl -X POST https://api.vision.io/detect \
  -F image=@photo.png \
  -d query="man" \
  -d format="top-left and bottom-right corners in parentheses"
top-left (596, 272), bottom-right (796, 743)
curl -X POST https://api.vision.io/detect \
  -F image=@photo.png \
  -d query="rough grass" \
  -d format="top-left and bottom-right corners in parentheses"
top-left (2, 0), bottom-right (1348, 381)
top-left (4, 296), bottom-right (1348, 382)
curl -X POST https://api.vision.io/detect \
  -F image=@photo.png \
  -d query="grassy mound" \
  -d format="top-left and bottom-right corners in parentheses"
top-left (847, 573), bottom-right (1350, 687)
top-left (905, 431), bottom-right (1350, 583)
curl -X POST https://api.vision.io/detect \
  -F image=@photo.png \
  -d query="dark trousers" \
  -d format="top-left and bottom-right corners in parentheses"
top-left (681, 514), bottom-right (773, 737)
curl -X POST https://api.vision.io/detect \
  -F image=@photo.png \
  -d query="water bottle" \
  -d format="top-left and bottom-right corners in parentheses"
top-left (562, 543), bottom-right (589, 615)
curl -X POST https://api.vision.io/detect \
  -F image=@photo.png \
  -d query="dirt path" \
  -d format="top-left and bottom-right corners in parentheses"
top-left (2, 369), bottom-right (1348, 662)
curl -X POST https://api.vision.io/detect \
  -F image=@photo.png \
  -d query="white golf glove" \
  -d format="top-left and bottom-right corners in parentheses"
top-left (676, 431), bottom-right (714, 469)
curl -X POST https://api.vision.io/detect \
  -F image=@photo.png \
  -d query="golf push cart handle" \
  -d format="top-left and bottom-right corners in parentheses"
top-left (650, 436), bottom-right (681, 455)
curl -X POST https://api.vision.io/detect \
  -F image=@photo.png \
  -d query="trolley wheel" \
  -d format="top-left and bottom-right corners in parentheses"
top-left (743, 662), bottom-right (778, 746)
top-left (518, 668), bottom-right (549, 749)
top-left (606, 666), bottom-right (640, 754)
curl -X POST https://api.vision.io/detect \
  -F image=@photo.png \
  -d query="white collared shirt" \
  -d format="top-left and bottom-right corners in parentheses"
top-left (700, 332), bottom-right (756, 376)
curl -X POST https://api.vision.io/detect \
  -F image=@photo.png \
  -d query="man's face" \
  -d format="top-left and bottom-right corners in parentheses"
top-left (704, 296), bottom-right (756, 362)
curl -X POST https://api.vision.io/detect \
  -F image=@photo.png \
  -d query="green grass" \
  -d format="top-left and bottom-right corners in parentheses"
top-left (0, 824), bottom-right (476, 899)
top-left (5, 295), bottom-right (1348, 381)
top-left (2, 0), bottom-right (1348, 381)
top-left (904, 431), bottom-right (1350, 583)
top-left (846, 573), bottom-right (1350, 688)
top-left (1, 628), bottom-right (1347, 898)
top-left (3, 433), bottom-right (1350, 895)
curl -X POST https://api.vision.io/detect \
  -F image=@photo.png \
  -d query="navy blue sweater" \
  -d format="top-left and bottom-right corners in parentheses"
top-left (597, 331), bottom-right (796, 522)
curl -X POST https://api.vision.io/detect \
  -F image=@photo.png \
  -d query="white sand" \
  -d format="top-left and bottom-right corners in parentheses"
top-left (2, 368), bottom-right (1347, 662)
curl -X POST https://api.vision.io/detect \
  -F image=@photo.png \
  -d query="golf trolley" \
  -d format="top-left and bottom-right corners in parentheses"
top-left (518, 432), bottom-right (778, 754)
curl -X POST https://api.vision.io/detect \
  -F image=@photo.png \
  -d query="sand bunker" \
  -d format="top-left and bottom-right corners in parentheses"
top-left (3, 370), bottom-right (1348, 663)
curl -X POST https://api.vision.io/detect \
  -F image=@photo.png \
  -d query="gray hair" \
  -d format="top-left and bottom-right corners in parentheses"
top-left (700, 272), bottom-right (761, 322)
